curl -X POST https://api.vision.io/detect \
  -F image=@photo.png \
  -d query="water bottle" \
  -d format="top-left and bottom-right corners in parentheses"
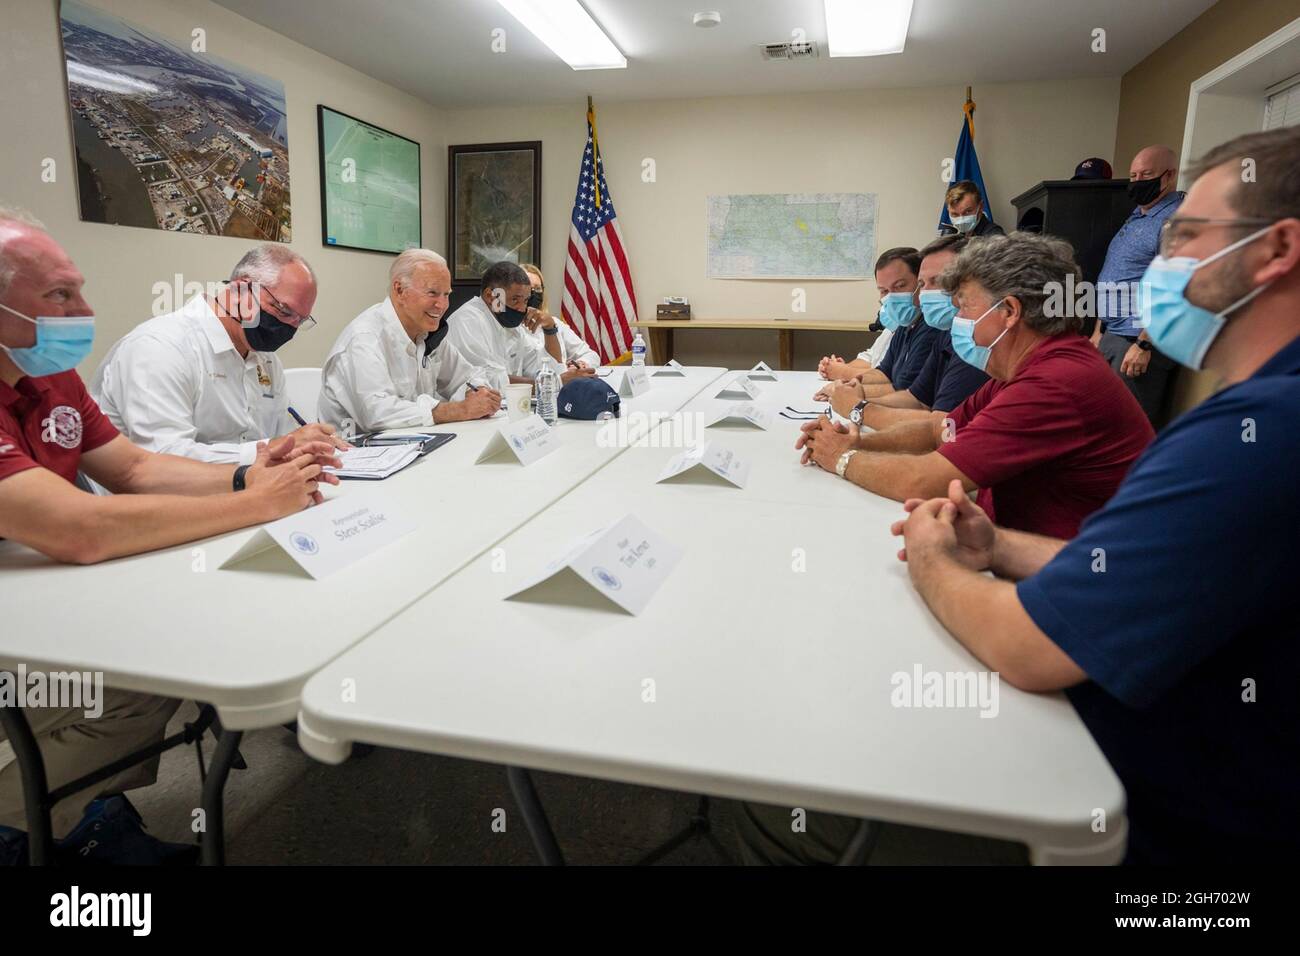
top-left (535, 364), bottom-right (559, 425)
top-left (631, 332), bottom-right (646, 367)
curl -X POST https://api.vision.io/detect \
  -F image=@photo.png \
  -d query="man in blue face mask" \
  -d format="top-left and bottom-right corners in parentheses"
top-left (0, 208), bottom-right (343, 865)
top-left (892, 125), bottom-right (1300, 864)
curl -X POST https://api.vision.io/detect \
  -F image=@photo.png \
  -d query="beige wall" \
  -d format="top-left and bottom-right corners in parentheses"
top-left (1114, 0), bottom-right (1299, 415)
top-left (1114, 0), bottom-right (1299, 165)
top-left (441, 77), bottom-right (1122, 367)
top-left (0, 0), bottom-right (445, 372)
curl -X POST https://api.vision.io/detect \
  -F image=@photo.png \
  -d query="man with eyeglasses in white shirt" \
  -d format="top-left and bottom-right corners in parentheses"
top-left (92, 244), bottom-right (346, 465)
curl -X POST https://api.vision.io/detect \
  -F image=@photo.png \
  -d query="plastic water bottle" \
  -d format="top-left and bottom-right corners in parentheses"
top-left (631, 332), bottom-right (646, 367)
top-left (535, 365), bottom-right (559, 426)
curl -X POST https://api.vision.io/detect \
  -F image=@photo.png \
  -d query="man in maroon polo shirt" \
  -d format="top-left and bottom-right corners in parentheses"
top-left (797, 232), bottom-right (1153, 539)
top-left (0, 207), bottom-right (340, 864)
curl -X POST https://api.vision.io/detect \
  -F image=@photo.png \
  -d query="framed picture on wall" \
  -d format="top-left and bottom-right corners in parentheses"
top-left (318, 105), bottom-right (422, 254)
top-left (447, 141), bottom-right (542, 287)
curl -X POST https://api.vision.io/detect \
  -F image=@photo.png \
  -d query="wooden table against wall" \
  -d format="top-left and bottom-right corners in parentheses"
top-left (633, 318), bottom-right (873, 370)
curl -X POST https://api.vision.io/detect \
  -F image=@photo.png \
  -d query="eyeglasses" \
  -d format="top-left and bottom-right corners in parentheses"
top-left (1158, 217), bottom-right (1275, 258)
top-left (260, 284), bottom-right (316, 331)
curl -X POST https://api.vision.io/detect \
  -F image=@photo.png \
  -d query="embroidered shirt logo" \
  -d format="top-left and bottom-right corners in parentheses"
top-left (41, 405), bottom-right (83, 449)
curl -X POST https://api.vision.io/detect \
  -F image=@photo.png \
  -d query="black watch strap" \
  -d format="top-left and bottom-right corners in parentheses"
top-left (542, 326), bottom-right (559, 336)
top-left (1137, 339), bottom-right (1153, 352)
top-left (232, 464), bottom-right (251, 492)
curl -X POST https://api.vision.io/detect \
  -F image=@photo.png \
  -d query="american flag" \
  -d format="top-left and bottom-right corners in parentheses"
top-left (562, 102), bottom-right (638, 363)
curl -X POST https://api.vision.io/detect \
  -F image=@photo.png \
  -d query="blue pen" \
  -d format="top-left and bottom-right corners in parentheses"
top-left (287, 406), bottom-right (308, 427)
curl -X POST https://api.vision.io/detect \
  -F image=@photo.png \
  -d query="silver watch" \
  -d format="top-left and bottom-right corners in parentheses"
top-left (835, 449), bottom-right (858, 478)
top-left (850, 399), bottom-right (869, 425)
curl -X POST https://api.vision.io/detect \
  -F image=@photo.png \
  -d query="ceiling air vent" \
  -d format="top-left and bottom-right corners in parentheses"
top-left (760, 40), bottom-right (819, 61)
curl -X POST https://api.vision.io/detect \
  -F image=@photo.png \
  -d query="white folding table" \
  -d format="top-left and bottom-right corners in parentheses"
top-left (0, 366), bottom-right (727, 863)
top-left (296, 371), bottom-right (1127, 865)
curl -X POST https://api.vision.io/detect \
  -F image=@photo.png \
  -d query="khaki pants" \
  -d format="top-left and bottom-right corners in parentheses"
top-left (0, 689), bottom-right (180, 838)
top-left (732, 800), bottom-right (865, 865)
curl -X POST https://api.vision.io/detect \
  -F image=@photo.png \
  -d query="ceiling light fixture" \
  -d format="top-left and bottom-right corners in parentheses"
top-left (824, 0), bottom-right (913, 57)
top-left (496, 0), bottom-right (627, 70)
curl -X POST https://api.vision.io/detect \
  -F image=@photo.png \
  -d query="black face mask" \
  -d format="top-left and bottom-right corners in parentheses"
top-left (1128, 174), bottom-right (1166, 206)
top-left (527, 289), bottom-right (543, 310)
top-left (422, 314), bottom-right (451, 362)
top-left (231, 283), bottom-right (297, 352)
top-left (496, 305), bottom-right (527, 328)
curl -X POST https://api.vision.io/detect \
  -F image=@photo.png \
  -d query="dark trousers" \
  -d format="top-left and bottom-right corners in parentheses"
top-left (1098, 331), bottom-right (1176, 424)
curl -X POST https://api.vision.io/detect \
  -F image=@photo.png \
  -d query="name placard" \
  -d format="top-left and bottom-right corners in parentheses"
top-left (475, 414), bottom-right (561, 466)
top-left (705, 403), bottom-right (772, 430)
top-left (747, 361), bottom-right (778, 381)
top-left (652, 359), bottom-right (687, 378)
top-left (618, 365), bottom-right (653, 397)
top-left (219, 495), bottom-right (416, 580)
top-left (505, 514), bottom-right (683, 615)
top-left (714, 375), bottom-right (763, 400)
top-left (657, 441), bottom-right (750, 488)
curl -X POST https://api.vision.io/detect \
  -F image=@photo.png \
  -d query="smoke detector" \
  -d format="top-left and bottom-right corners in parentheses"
top-left (761, 40), bottom-right (819, 60)
top-left (693, 12), bottom-right (721, 27)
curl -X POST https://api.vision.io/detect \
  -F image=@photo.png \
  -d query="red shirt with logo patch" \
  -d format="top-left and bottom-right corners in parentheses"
top-left (0, 371), bottom-right (120, 486)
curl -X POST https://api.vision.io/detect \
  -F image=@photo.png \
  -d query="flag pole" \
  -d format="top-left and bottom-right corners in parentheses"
top-left (587, 95), bottom-right (602, 208)
top-left (964, 86), bottom-right (975, 138)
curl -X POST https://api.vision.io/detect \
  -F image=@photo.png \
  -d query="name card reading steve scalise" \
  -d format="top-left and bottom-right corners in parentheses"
top-left (219, 494), bottom-right (416, 579)
top-left (504, 514), bottom-right (683, 615)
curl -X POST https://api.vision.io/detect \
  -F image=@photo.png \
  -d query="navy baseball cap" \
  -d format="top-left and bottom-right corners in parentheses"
top-left (1071, 158), bottom-right (1114, 180)
top-left (558, 376), bottom-right (621, 420)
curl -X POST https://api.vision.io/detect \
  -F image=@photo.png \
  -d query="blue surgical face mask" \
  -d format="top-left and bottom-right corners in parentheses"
top-left (951, 214), bottom-right (979, 234)
top-left (950, 298), bottom-right (1009, 372)
top-left (1139, 225), bottom-right (1274, 370)
top-left (919, 289), bottom-right (958, 330)
top-left (879, 288), bottom-right (919, 331)
top-left (0, 302), bottom-right (96, 378)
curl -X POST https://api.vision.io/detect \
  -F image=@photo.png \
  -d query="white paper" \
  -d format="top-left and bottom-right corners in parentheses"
top-left (325, 444), bottom-right (420, 479)
top-left (219, 495), bottom-right (416, 579)
top-left (653, 359), bottom-right (687, 377)
top-left (656, 441), bottom-right (751, 488)
top-left (505, 514), bottom-right (683, 615)
top-left (475, 414), bottom-right (561, 466)
top-left (705, 403), bottom-right (772, 430)
top-left (618, 365), bottom-right (653, 397)
top-left (747, 361), bottom-right (778, 381)
top-left (714, 375), bottom-right (763, 400)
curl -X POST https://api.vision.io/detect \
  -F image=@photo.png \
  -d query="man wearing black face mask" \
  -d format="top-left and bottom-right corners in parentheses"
top-left (93, 244), bottom-right (347, 463)
top-left (1090, 145), bottom-right (1185, 423)
top-left (443, 260), bottom-right (594, 391)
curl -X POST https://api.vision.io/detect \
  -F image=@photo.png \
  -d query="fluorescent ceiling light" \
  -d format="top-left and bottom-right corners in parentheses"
top-left (497, 0), bottom-right (627, 71)
top-left (824, 0), bottom-right (913, 57)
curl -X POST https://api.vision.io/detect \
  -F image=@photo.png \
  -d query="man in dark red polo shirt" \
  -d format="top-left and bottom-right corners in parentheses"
top-left (797, 232), bottom-right (1153, 539)
top-left (0, 208), bottom-right (340, 865)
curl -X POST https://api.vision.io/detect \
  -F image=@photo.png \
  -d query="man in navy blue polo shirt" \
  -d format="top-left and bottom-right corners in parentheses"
top-left (825, 235), bottom-right (988, 423)
top-left (1093, 145), bottom-right (1185, 422)
top-left (896, 126), bottom-right (1300, 863)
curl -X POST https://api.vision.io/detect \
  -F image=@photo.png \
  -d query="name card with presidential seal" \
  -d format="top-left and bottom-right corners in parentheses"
top-left (219, 494), bottom-right (416, 580)
top-left (617, 365), bottom-right (653, 397)
top-left (475, 414), bottom-right (560, 466)
top-left (504, 514), bottom-right (683, 616)
top-left (747, 361), bottom-right (778, 381)
top-left (705, 403), bottom-right (772, 430)
top-left (714, 375), bottom-right (763, 401)
top-left (652, 358), bottom-right (687, 378)
top-left (656, 441), bottom-right (750, 488)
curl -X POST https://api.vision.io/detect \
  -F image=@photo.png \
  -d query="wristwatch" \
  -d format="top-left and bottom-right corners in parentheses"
top-left (1136, 339), bottom-right (1153, 352)
top-left (232, 464), bottom-right (250, 492)
top-left (850, 399), bottom-right (869, 425)
top-left (542, 326), bottom-right (559, 336)
top-left (835, 449), bottom-right (858, 479)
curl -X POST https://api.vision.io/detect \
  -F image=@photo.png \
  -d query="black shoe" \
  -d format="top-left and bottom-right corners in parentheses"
top-left (56, 796), bottom-right (199, 866)
top-left (0, 825), bottom-right (28, 866)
